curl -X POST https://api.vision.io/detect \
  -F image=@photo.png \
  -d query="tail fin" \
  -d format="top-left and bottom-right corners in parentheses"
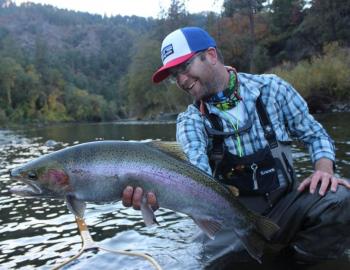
top-left (255, 215), bottom-right (280, 241)
top-left (235, 215), bottom-right (280, 263)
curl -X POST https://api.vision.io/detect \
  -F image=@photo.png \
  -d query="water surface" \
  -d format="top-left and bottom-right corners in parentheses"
top-left (1, 114), bottom-right (349, 269)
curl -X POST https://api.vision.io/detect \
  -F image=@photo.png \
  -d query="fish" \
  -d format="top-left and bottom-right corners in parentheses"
top-left (10, 140), bottom-right (279, 262)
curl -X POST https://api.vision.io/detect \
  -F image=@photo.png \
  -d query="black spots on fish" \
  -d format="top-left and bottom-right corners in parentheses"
top-left (72, 168), bottom-right (84, 176)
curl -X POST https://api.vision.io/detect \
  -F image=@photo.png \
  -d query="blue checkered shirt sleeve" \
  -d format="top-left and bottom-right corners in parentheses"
top-left (176, 106), bottom-right (213, 175)
top-left (269, 75), bottom-right (335, 163)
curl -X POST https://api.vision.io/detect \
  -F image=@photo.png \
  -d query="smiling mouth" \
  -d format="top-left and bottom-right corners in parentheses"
top-left (185, 80), bottom-right (197, 91)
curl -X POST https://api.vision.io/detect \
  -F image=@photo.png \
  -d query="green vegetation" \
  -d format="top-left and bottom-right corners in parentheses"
top-left (270, 43), bottom-right (350, 99)
top-left (0, 0), bottom-right (349, 126)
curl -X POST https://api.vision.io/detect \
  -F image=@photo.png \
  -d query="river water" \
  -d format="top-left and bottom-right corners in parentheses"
top-left (0, 113), bottom-right (349, 270)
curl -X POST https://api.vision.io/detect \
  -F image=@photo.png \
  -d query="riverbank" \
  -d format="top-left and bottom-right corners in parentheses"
top-left (1, 101), bottom-right (350, 129)
top-left (305, 97), bottom-right (350, 114)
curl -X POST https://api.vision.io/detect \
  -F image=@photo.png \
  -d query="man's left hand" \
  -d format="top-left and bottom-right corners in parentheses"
top-left (298, 158), bottom-right (350, 196)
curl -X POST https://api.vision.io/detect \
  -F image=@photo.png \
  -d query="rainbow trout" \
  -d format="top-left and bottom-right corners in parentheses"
top-left (10, 140), bottom-right (279, 262)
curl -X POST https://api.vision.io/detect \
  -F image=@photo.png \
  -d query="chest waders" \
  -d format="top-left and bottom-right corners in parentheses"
top-left (200, 96), bottom-right (297, 214)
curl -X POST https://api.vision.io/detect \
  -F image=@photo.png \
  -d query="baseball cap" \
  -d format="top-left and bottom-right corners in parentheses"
top-left (152, 27), bottom-right (216, 83)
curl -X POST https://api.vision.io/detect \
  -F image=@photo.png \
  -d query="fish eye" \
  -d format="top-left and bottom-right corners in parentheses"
top-left (28, 172), bottom-right (37, 180)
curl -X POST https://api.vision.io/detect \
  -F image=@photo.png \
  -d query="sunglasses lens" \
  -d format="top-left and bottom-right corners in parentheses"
top-left (168, 77), bottom-right (177, 84)
top-left (167, 51), bottom-right (203, 82)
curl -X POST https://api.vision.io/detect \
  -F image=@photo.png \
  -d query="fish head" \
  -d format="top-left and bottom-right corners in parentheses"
top-left (10, 157), bottom-right (71, 199)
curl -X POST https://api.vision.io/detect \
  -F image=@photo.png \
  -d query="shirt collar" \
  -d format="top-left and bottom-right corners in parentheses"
top-left (204, 70), bottom-right (268, 118)
top-left (238, 72), bottom-right (268, 99)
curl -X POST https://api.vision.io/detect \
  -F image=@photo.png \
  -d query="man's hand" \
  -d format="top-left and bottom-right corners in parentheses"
top-left (298, 158), bottom-right (350, 196)
top-left (122, 186), bottom-right (158, 210)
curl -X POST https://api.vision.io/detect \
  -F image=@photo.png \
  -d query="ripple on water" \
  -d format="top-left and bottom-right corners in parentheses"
top-left (1, 127), bottom-right (349, 269)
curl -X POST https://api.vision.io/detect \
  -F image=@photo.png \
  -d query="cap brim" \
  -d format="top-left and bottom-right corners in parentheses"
top-left (152, 52), bottom-right (195, 83)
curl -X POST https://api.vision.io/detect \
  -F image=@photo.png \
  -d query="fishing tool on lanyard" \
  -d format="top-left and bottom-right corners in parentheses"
top-left (52, 216), bottom-right (162, 270)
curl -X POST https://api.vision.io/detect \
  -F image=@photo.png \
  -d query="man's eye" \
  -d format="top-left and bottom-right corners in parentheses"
top-left (182, 61), bottom-right (191, 70)
top-left (28, 172), bottom-right (37, 180)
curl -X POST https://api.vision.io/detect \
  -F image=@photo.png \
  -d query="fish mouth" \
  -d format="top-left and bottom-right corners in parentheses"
top-left (10, 179), bottom-right (43, 197)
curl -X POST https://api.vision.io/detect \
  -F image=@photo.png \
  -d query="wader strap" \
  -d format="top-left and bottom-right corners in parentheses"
top-left (207, 114), bottom-right (224, 159)
top-left (196, 96), bottom-right (279, 165)
top-left (256, 96), bottom-right (278, 149)
top-left (256, 96), bottom-right (296, 191)
top-left (194, 101), bottom-right (225, 177)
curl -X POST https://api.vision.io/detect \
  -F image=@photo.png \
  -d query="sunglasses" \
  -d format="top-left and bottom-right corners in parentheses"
top-left (168, 51), bottom-right (205, 83)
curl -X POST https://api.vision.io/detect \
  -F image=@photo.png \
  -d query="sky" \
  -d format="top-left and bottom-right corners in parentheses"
top-left (13, 0), bottom-right (224, 18)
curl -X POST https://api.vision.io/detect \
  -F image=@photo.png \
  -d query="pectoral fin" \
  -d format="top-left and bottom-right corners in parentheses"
top-left (66, 195), bottom-right (86, 218)
top-left (140, 197), bottom-right (159, 226)
top-left (227, 185), bottom-right (239, 196)
top-left (193, 217), bottom-right (222, 239)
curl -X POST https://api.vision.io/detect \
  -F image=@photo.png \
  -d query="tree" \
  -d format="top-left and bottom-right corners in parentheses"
top-left (125, 38), bottom-right (163, 118)
top-left (269, 0), bottom-right (305, 34)
top-left (222, 0), bottom-right (268, 72)
top-left (301, 0), bottom-right (350, 45)
top-left (0, 0), bottom-right (15, 8)
top-left (265, 0), bottom-right (306, 64)
top-left (275, 0), bottom-right (350, 63)
top-left (161, 0), bottom-right (190, 32)
top-left (34, 37), bottom-right (50, 76)
top-left (0, 57), bottom-right (22, 110)
top-left (12, 64), bottom-right (41, 116)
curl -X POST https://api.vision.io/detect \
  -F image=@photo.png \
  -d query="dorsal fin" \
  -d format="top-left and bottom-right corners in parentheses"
top-left (147, 140), bottom-right (187, 161)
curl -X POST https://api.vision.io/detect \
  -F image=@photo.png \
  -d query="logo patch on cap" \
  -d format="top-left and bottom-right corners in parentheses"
top-left (161, 44), bottom-right (174, 62)
top-left (153, 27), bottom-right (216, 83)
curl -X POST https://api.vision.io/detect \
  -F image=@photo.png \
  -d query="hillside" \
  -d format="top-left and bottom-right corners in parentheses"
top-left (0, 0), bottom-right (349, 125)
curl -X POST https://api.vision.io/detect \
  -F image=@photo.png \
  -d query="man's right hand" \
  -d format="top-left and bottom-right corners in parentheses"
top-left (122, 186), bottom-right (158, 211)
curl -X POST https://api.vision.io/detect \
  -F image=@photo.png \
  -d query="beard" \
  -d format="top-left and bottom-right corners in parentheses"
top-left (199, 76), bottom-right (223, 102)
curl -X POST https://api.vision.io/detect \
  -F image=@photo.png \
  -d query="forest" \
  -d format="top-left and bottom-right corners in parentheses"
top-left (0, 0), bottom-right (349, 125)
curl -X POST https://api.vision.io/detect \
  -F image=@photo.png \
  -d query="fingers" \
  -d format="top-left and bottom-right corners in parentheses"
top-left (330, 176), bottom-right (339, 192)
top-left (147, 192), bottom-right (159, 211)
top-left (318, 174), bottom-right (332, 196)
top-left (297, 177), bottom-right (310, 192)
top-left (121, 186), bottom-right (158, 211)
top-left (308, 171), bottom-right (331, 195)
top-left (339, 178), bottom-right (350, 189)
top-left (132, 187), bottom-right (143, 210)
top-left (122, 186), bottom-right (134, 207)
top-left (298, 171), bottom-right (349, 196)
top-left (325, 177), bottom-right (350, 194)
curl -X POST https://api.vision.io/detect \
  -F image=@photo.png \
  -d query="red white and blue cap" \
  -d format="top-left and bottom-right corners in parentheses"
top-left (152, 27), bottom-right (216, 83)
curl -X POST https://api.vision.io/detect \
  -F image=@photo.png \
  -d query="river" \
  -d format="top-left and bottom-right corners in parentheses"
top-left (0, 113), bottom-right (349, 270)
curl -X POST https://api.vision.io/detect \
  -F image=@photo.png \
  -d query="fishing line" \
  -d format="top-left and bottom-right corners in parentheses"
top-left (52, 217), bottom-right (163, 270)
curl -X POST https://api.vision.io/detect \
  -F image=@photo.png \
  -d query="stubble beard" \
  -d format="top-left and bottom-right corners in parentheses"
top-left (200, 74), bottom-right (223, 102)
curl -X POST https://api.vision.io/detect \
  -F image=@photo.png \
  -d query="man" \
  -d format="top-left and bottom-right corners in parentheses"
top-left (122, 27), bottom-right (350, 262)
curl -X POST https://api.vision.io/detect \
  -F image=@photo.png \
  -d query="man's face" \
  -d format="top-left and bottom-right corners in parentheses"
top-left (168, 49), bottom-right (219, 101)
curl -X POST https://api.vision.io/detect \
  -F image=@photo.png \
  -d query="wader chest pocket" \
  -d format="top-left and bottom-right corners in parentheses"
top-left (220, 147), bottom-right (280, 195)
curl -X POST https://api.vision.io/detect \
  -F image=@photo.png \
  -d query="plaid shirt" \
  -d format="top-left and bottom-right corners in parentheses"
top-left (176, 72), bottom-right (335, 175)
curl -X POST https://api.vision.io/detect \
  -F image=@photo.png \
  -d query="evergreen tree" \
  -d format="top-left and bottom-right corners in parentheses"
top-left (222, 0), bottom-right (268, 72)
